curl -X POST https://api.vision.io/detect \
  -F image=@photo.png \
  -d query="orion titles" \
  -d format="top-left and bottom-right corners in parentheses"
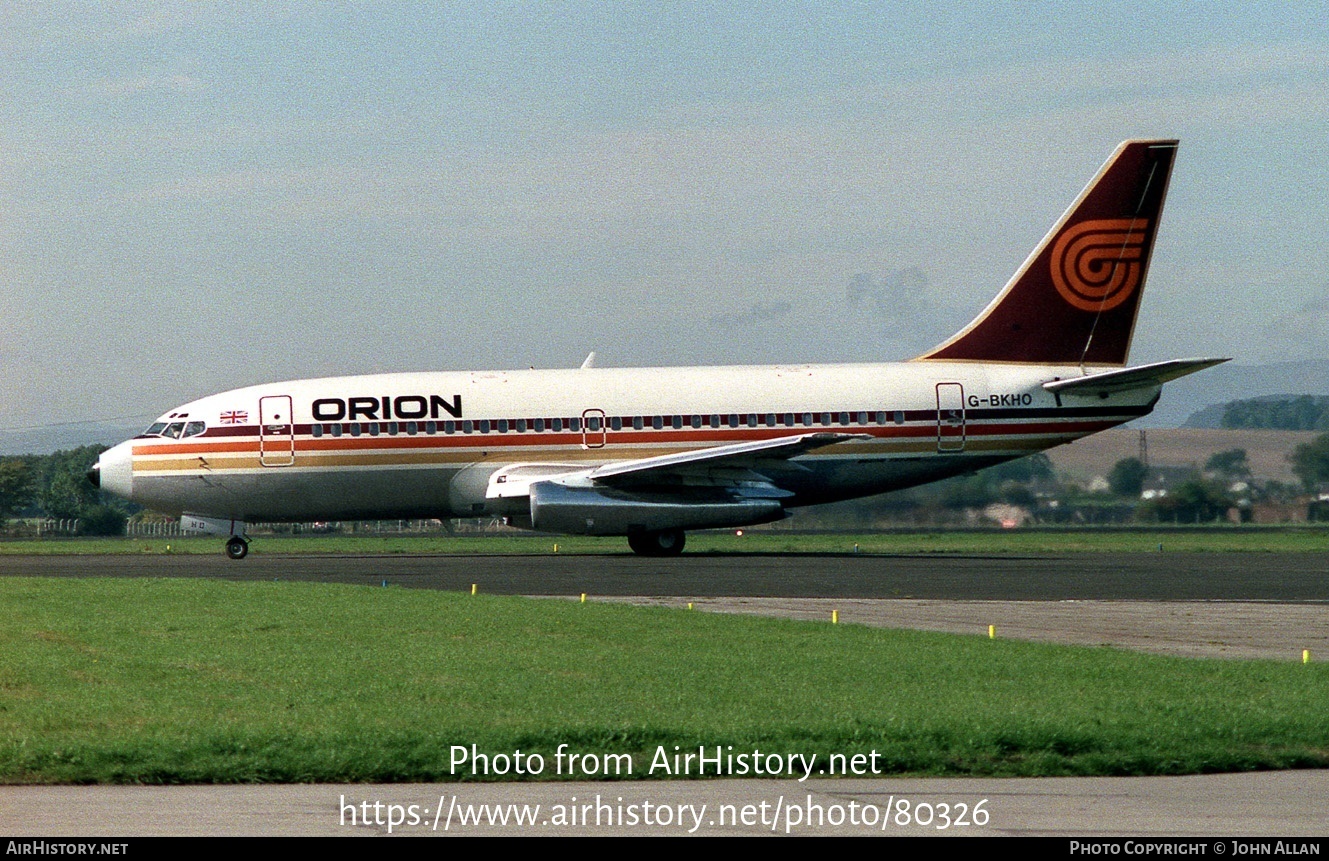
top-left (311, 394), bottom-right (463, 422)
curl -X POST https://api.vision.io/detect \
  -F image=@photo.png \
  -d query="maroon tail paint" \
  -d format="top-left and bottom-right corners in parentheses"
top-left (918, 140), bottom-right (1178, 366)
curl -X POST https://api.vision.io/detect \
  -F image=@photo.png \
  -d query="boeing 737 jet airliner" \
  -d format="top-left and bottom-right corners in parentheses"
top-left (90, 139), bottom-right (1224, 558)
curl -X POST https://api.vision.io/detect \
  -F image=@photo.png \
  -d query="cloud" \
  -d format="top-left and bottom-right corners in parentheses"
top-left (83, 73), bottom-right (203, 99)
top-left (710, 301), bottom-right (792, 328)
top-left (1257, 288), bottom-right (1329, 362)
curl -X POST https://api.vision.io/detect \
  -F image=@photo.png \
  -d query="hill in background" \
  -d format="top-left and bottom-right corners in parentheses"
top-left (1183, 394), bottom-right (1329, 431)
top-left (1043, 428), bottom-right (1312, 485)
top-left (1149, 359), bottom-right (1329, 428)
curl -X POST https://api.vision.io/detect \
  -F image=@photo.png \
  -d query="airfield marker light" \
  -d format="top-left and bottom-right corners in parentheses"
top-left (1305, 650), bottom-right (1311, 664)
top-left (736, 529), bottom-right (743, 537)
top-left (989, 625), bottom-right (996, 639)
top-left (471, 583), bottom-right (477, 596)
top-left (554, 544), bottom-right (559, 553)
top-left (382, 580), bottom-right (387, 588)
top-left (580, 593), bottom-right (586, 603)
top-left (688, 602), bottom-right (693, 610)
top-left (854, 543), bottom-right (859, 553)
top-left (832, 610), bottom-right (839, 624)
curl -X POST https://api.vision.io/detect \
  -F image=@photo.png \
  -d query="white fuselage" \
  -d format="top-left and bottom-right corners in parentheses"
top-left (95, 360), bottom-right (1156, 526)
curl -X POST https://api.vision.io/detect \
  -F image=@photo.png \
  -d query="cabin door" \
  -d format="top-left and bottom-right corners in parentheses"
top-left (259, 395), bottom-right (296, 466)
top-left (935, 383), bottom-right (966, 453)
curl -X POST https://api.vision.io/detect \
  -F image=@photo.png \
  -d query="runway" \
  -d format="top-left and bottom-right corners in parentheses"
top-left (3, 551), bottom-right (1329, 600)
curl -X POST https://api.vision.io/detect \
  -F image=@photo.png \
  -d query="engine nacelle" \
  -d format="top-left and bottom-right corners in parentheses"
top-left (528, 481), bottom-right (784, 536)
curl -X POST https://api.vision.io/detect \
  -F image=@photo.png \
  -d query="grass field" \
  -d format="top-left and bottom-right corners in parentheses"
top-left (3, 577), bottom-right (1327, 784)
top-left (4, 526), bottom-right (1329, 556)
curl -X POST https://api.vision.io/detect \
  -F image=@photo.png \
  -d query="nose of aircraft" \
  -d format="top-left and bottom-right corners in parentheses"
top-left (91, 441), bottom-right (134, 500)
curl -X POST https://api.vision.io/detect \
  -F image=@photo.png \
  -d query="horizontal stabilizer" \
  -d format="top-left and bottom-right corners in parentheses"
top-left (1042, 357), bottom-right (1229, 397)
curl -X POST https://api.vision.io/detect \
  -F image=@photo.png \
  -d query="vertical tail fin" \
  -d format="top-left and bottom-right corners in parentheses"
top-left (917, 139), bottom-right (1178, 366)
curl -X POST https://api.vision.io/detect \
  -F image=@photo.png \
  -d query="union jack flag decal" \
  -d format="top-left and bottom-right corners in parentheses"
top-left (220, 410), bottom-right (248, 425)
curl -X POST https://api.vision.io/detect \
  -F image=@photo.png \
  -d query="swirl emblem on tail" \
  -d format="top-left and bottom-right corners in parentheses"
top-left (1049, 218), bottom-right (1149, 312)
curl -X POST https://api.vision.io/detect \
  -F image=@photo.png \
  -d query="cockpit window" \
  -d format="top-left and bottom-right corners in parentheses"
top-left (163, 422), bottom-right (186, 439)
top-left (144, 422), bottom-right (168, 436)
top-left (183, 421), bottom-right (206, 438)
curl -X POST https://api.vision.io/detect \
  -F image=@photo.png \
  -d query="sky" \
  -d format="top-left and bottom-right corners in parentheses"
top-left (2, 3), bottom-right (1328, 436)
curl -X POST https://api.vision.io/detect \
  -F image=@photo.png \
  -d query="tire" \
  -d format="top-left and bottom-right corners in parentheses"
top-left (627, 529), bottom-right (686, 557)
top-left (225, 537), bottom-right (249, 560)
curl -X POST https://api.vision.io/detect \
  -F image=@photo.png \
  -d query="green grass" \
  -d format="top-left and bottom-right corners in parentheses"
top-left (2, 577), bottom-right (1327, 783)
top-left (4, 526), bottom-right (1329, 556)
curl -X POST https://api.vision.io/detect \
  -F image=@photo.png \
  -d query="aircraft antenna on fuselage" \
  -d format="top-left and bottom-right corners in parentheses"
top-left (580, 351), bottom-right (597, 370)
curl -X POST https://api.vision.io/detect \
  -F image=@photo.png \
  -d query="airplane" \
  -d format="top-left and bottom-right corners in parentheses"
top-left (90, 139), bottom-right (1225, 559)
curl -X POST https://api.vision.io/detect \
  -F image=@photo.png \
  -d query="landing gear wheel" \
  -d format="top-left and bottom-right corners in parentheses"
top-left (225, 536), bottom-right (249, 560)
top-left (627, 529), bottom-right (686, 557)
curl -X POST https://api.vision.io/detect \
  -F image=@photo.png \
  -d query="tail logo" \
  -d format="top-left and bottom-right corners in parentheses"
top-left (1049, 218), bottom-right (1149, 312)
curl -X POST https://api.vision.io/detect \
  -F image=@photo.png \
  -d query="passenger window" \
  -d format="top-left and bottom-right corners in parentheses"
top-left (479, 420), bottom-right (491, 434)
top-left (875, 411), bottom-right (887, 425)
top-left (589, 416), bottom-right (602, 431)
top-left (369, 423), bottom-right (380, 436)
top-left (857, 411), bottom-right (868, 424)
top-left (444, 421), bottom-right (456, 434)
top-left (611, 416), bottom-right (623, 431)
top-left (652, 416), bottom-right (663, 430)
top-left (426, 421), bottom-right (437, 434)
top-left (672, 415), bottom-right (683, 430)
top-left (516, 419), bottom-right (527, 432)
top-left (406, 422), bottom-right (418, 435)
top-left (351, 424), bottom-right (362, 437)
top-left (632, 416), bottom-right (643, 431)
top-left (497, 420), bottom-right (508, 433)
top-left (534, 418), bottom-right (545, 432)
top-left (312, 424), bottom-right (324, 438)
top-left (332, 424), bottom-right (343, 437)
top-left (463, 421), bottom-right (474, 434)
top-left (894, 411), bottom-right (905, 425)
top-left (783, 413), bottom-right (794, 426)
top-left (747, 414), bottom-right (757, 427)
top-left (387, 422), bottom-right (398, 435)
top-left (551, 418), bottom-right (562, 432)
top-left (691, 415), bottom-right (702, 429)
top-left (802, 413), bottom-right (813, 426)
top-left (570, 417), bottom-right (581, 432)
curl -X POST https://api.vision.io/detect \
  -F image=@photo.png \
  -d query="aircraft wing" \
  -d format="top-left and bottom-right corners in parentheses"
top-left (588, 431), bottom-right (870, 487)
top-left (1042, 358), bottom-right (1229, 397)
top-left (485, 432), bottom-right (868, 501)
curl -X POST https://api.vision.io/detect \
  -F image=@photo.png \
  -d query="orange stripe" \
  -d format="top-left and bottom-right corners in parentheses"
top-left (133, 417), bottom-right (1127, 458)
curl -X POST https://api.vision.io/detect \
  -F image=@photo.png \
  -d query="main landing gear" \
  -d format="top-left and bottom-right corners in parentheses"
top-left (225, 536), bottom-right (250, 560)
top-left (627, 528), bottom-right (686, 557)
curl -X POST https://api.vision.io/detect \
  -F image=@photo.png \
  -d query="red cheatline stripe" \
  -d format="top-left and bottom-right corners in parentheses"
top-left (134, 417), bottom-right (1125, 457)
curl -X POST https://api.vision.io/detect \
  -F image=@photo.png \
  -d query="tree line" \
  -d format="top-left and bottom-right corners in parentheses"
top-left (1220, 395), bottom-right (1329, 430)
top-left (0, 445), bottom-right (134, 535)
